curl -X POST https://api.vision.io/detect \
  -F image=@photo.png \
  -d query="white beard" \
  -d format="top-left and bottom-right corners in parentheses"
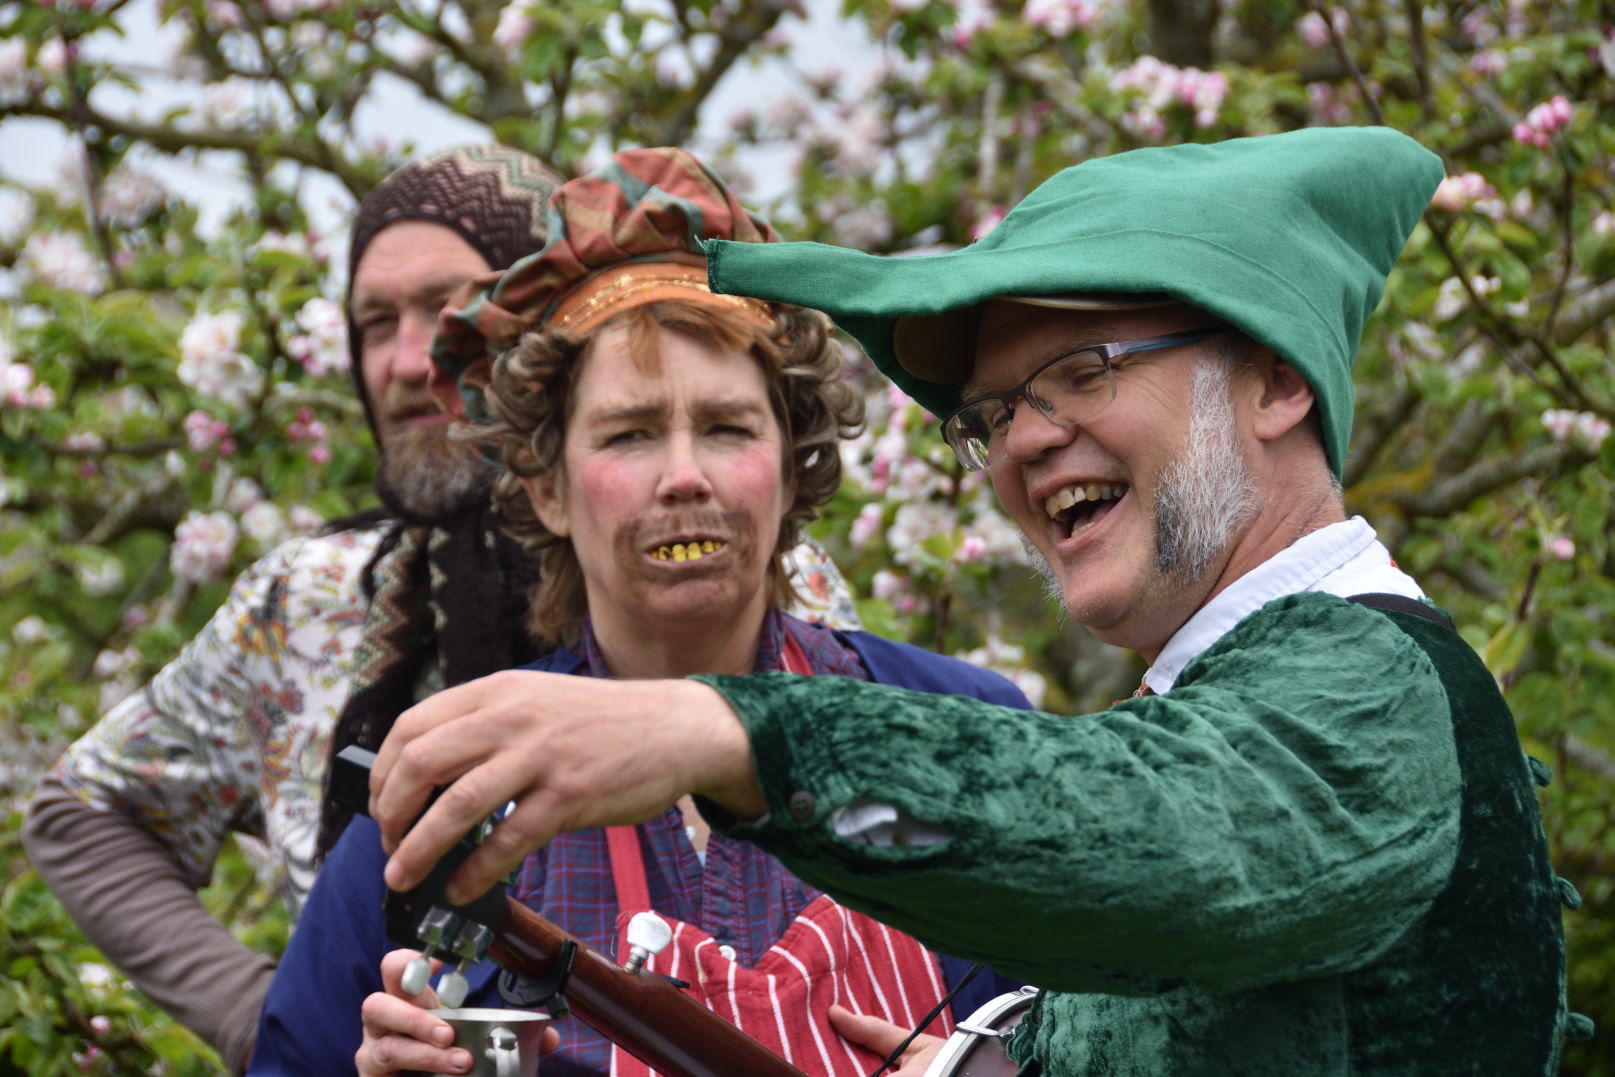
top-left (1153, 354), bottom-right (1261, 584)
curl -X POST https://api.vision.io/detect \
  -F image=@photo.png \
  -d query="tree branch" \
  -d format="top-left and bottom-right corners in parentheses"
top-left (1393, 442), bottom-right (1589, 518)
top-left (1344, 381), bottom-right (1419, 489)
top-left (0, 99), bottom-right (370, 197)
top-left (645, 1), bottom-right (791, 148)
top-left (1553, 277), bottom-right (1615, 349)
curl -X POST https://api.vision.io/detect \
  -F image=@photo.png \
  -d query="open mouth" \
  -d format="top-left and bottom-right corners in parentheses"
top-left (649, 539), bottom-right (727, 563)
top-left (1045, 481), bottom-right (1128, 540)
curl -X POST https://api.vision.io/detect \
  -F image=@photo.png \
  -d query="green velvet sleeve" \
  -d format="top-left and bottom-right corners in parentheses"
top-left (693, 593), bottom-right (1461, 996)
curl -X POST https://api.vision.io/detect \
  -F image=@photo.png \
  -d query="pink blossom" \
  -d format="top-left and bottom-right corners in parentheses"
top-left (850, 502), bottom-right (884, 549)
top-left (1460, 10), bottom-right (1499, 46)
top-left (286, 406), bottom-right (324, 441)
top-left (955, 535), bottom-right (987, 562)
top-left (89, 1016), bottom-right (112, 1038)
top-left (169, 510), bottom-right (240, 584)
top-left (309, 443), bottom-right (331, 465)
top-left (1306, 82), bottom-right (1352, 125)
top-left (1297, 12), bottom-right (1329, 48)
top-left (871, 568), bottom-right (902, 600)
top-left (1120, 105), bottom-right (1166, 141)
top-left (1430, 172), bottom-right (1497, 213)
top-left (206, 1), bottom-right (245, 28)
top-left (1297, 7), bottom-right (1348, 48)
top-left (1469, 49), bottom-right (1506, 76)
top-left (1593, 210), bottom-right (1615, 239)
top-left (184, 409), bottom-right (232, 452)
top-left (1540, 408), bottom-right (1610, 452)
top-left (289, 504), bottom-right (323, 532)
top-left (950, 8), bottom-right (993, 48)
top-left (1514, 95), bottom-right (1572, 149)
top-left (1545, 536), bottom-right (1575, 561)
top-left (970, 204), bottom-right (1005, 241)
top-left (1024, 0), bottom-right (1096, 38)
top-left (494, 2), bottom-right (536, 62)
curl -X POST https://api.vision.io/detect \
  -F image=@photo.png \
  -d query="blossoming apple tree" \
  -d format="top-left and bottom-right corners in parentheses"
top-left (1, 0), bottom-right (1611, 1071)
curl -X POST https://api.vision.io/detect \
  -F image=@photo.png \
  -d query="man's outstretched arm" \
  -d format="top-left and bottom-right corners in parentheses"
top-left (371, 671), bottom-right (764, 904)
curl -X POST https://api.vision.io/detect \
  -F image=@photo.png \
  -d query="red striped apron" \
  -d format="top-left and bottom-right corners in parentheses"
top-left (604, 633), bottom-right (954, 1077)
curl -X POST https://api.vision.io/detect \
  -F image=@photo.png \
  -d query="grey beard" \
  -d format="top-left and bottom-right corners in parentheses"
top-left (374, 425), bottom-right (492, 521)
top-left (1020, 534), bottom-right (1067, 609)
top-left (1153, 354), bottom-right (1261, 583)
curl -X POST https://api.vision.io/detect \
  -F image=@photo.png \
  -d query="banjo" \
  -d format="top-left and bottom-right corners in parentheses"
top-left (920, 986), bottom-right (1038, 1077)
top-left (333, 745), bottom-right (1037, 1077)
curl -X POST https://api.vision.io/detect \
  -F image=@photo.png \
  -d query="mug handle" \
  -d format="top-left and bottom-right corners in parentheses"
top-left (487, 1026), bottom-right (520, 1077)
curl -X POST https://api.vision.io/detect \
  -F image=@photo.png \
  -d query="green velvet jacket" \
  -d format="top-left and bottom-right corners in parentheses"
top-left (698, 592), bottom-right (1572, 1074)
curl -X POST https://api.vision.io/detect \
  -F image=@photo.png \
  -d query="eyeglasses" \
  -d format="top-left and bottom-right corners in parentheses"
top-left (940, 325), bottom-right (1226, 471)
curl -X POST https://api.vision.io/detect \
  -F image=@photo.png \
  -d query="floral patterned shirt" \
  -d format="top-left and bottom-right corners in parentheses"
top-left (52, 523), bottom-right (860, 919)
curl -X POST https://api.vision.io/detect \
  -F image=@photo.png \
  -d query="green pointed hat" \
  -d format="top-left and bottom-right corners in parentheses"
top-left (705, 126), bottom-right (1443, 476)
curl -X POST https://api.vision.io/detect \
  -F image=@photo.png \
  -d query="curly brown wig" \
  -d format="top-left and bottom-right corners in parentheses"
top-left (479, 301), bottom-right (865, 644)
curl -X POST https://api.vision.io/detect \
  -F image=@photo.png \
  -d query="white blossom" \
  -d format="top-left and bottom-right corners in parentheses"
top-left (391, 30), bottom-right (438, 69)
top-left (241, 501), bottom-right (288, 547)
top-left (76, 556), bottom-right (125, 596)
top-left (1433, 275), bottom-right (1496, 322)
top-left (197, 77), bottom-right (264, 128)
top-left (0, 38), bottom-right (29, 102)
top-left (12, 615), bottom-right (50, 645)
top-left (100, 166), bottom-right (168, 227)
top-left (887, 501), bottom-right (959, 565)
top-left (37, 37), bottom-right (69, 76)
top-left (287, 297), bottom-right (349, 375)
top-left (18, 232), bottom-right (107, 294)
top-left (178, 311), bottom-right (264, 410)
top-left (92, 646), bottom-right (139, 680)
top-left (77, 963), bottom-right (117, 990)
top-left (955, 635), bottom-right (1047, 706)
top-left (226, 477), bottom-right (265, 513)
top-left (169, 510), bottom-right (240, 584)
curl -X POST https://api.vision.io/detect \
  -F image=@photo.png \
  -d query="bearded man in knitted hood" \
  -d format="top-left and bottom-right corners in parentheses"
top-left (23, 144), bottom-right (863, 1074)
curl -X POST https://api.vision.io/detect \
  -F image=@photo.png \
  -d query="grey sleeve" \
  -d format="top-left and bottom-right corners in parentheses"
top-left (22, 777), bottom-right (275, 1074)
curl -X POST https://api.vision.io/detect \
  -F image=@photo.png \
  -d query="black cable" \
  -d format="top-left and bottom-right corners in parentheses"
top-left (865, 962), bottom-right (984, 1077)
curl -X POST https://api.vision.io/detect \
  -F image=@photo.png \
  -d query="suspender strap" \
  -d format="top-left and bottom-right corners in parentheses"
top-left (1347, 592), bottom-right (1455, 632)
top-left (607, 621), bottom-right (815, 912)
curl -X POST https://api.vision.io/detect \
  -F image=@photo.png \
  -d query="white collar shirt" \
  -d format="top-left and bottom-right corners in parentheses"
top-left (1142, 516), bottom-right (1426, 696)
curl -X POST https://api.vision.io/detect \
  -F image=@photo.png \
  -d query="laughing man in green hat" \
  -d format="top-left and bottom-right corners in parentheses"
top-left (367, 127), bottom-right (1583, 1074)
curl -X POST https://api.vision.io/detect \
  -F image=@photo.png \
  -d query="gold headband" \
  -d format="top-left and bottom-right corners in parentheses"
top-left (547, 261), bottom-right (776, 335)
